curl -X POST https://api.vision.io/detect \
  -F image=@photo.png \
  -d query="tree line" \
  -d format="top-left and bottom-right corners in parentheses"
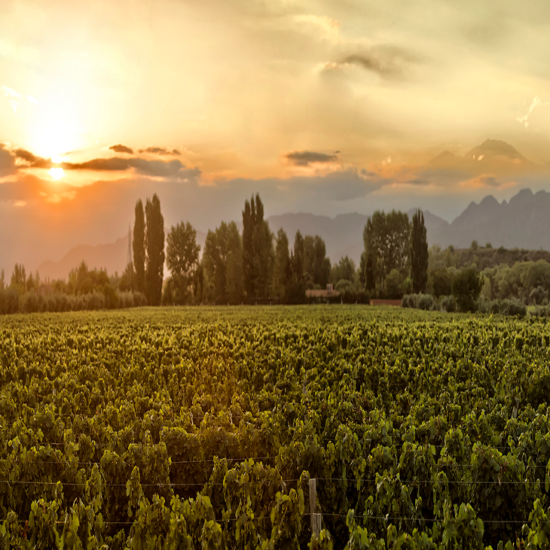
top-left (10, 187), bottom-right (548, 314)
top-left (126, 193), bottom-right (338, 305)
top-left (123, 194), bottom-right (430, 306)
top-left (0, 193), bottom-right (433, 312)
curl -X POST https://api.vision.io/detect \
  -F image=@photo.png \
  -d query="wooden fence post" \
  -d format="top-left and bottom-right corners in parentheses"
top-left (309, 478), bottom-right (322, 537)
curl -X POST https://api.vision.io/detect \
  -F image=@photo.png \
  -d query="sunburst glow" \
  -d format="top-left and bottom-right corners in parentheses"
top-left (49, 167), bottom-right (65, 180)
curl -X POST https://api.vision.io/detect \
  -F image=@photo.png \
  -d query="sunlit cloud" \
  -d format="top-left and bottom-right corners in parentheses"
top-left (460, 175), bottom-right (517, 189)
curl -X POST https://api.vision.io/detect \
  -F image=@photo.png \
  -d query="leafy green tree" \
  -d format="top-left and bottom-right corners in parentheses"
top-left (165, 221), bottom-right (200, 304)
top-left (133, 199), bottom-right (146, 294)
top-left (331, 256), bottom-right (356, 284)
top-left (273, 228), bottom-right (290, 298)
top-left (119, 262), bottom-right (135, 292)
top-left (385, 269), bottom-right (405, 299)
top-left (363, 210), bottom-right (410, 290)
top-left (242, 194), bottom-right (274, 300)
top-left (304, 235), bottom-right (331, 288)
top-left (145, 194), bottom-right (165, 306)
top-left (203, 221), bottom-right (243, 304)
top-left (286, 231), bottom-right (306, 303)
top-left (452, 267), bottom-right (483, 311)
top-left (429, 267), bottom-right (453, 297)
top-left (225, 223), bottom-right (244, 304)
top-left (10, 263), bottom-right (26, 288)
top-left (410, 209), bottom-right (428, 293)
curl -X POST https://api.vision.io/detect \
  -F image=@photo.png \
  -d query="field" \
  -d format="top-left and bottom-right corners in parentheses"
top-left (2, 306), bottom-right (550, 548)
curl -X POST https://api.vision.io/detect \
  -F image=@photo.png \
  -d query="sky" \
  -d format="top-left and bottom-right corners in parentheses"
top-left (1, 0), bottom-right (550, 270)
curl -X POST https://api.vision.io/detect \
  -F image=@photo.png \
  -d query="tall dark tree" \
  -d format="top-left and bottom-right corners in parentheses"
top-left (133, 200), bottom-right (146, 294)
top-left (410, 209), bottom-right (429, 293)
top-left (242, 194), bottom-right (273, 299)
top-left (362, 210), bottom-right (410, 290)
top-left (273, 228), bottom-right (290, 298)
top-left (11, 264), bottom-right (26, 288)
top-left (286, 231), bottom-right (306, 303)
top-left (165, 221), bottom-right (200, 304)
top-left (304, 235), bottom-right (331, 288)
top-left (203, 221), bottom-right (243, 304)
top-left (145, 194), bottom-right (165, 306)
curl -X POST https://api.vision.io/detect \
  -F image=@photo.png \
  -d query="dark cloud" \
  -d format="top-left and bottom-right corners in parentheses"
top-left (109, 144), bottom-right (134, 154)
top-left (14, 148), bottom-right (39, 164)
top-left (63, 157), bottom-right (200, 181)
top-left (0, 145), bottom-right (16, 177)
top-left (326, 45), bottom-right (421, 79)
top-left (285, 150), bottom-right (338, 166)
top-left (139, 147), bottom-right (181, 156)
top-left (11, 148), bottom-right (200, 181)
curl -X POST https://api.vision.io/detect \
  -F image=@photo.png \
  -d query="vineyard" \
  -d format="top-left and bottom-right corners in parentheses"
top-left (2, 306), bottom-right (550, 548)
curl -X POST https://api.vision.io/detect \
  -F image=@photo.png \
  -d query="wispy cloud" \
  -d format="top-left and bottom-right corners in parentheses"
top-left (516, 96), bottom-right (548, 128)
top-left (139, 146), bottom-right (181, 156)
top-left (323, 46), bottom-right (422, 79)
top-left (460, 174), bottom-right (516, 189)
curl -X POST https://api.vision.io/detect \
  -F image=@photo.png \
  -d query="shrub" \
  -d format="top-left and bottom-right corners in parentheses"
top-left (440, 295), bottom-right (456, 313)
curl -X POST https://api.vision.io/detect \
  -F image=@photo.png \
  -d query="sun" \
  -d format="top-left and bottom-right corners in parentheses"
top-left (49, 167), bottom-right (65, 180)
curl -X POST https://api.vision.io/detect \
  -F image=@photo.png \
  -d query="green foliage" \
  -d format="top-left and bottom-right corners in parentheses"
top-left (166, 221), bottom-right (201, 304)
top-left (410, 210), bottom-right (428, 294)
top-left (363, 210), bottom-right (411, 291)
top-left (304, 236), bottom-right (331, 289)
top-left (133, 199), bottom-right (146, 294)
top-left (274, 228), bottom-right (290, 299)
top-left (286, 231), bottom-right (307, 304)
top-left (145, 193), bottom-right (165, 306)
top-left (452, 267), bottom-right (483, 311)
top-left (242, 194), bottom-right (274, 300)
top-left (331, 256), bottom-right (356, 286)
top-left (3, 306), bottom-right (550, 547)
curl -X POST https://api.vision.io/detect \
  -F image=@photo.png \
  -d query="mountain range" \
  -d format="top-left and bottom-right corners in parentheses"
top-left (34, 138), bottom-right (550, 280)
top-left (35, 187), bottom-right (549, 280)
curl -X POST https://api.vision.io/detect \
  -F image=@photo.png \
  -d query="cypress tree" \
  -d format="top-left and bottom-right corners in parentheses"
top-left (133, 200), bottom-right (145, 294)
top-left (242, 197), bottom-right (255, 298)
top-left (145, 194), bottom-right (165, 305)
top-left (410, 209), bottom-right (428, 293)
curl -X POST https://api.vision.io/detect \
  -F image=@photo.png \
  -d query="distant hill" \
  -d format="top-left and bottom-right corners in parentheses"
top-left (37, 237), bottom-right (130, 281)
top-left (35, 186), bottom-right (550, 279)
top-left (427, 138), bottom-right (537, 176)
top-left (37, 231), bottom-right (207, 281)
top-left (267, 209), bottom-right (447, 264)
top-left (431, 188), bottom-right (550, 249)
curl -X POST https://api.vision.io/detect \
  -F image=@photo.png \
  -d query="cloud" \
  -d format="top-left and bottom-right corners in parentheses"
top-left (64, 157), bottom-right (200, 180)
top-left (0, 145), bottom-right (16, 177)
top-left (460, 175), bottom-right (516, 189)
top-left (14, 148), bottom-right (40, 164)
top-left (285, 150), bottom-right (339, 166)
top-left (323, 46), bottom-right (421, 79)
top-left (109, 144), bottom-right (134, 154)
top-left (139, 147), bottom-right (181, 156)
top-left (516, 96), bottom-right (548, 128)
top-left (12, 148), bottom-right (200, 181)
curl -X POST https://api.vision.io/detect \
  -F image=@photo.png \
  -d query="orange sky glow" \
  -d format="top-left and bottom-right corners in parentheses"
top-left (1, 0), bottom-right (550, 270)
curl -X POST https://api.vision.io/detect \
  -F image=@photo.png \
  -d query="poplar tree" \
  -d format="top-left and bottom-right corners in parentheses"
top-left (410, 209), bottom-right (429, 293)
top-left (145, 194), bottom-right (165, 306)
top-left (273, 228), bottom-right (290, 298)
top-left (133, 200), bottom-right (145, 294)
top-left (242, 194), bottom-right (273, 300)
